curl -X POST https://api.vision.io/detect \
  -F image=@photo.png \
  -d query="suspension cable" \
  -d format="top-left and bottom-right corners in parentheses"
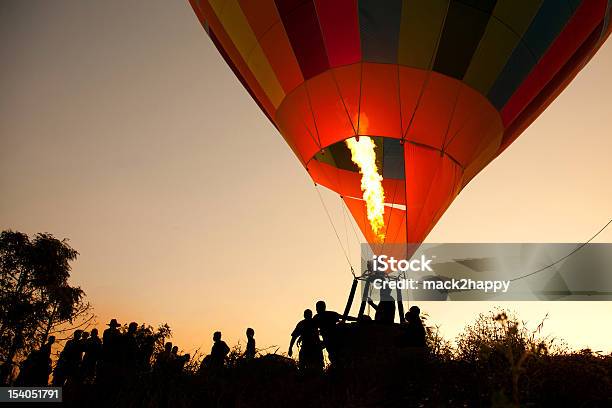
top-left (509, 218), bottom-right (612, 282)
top-left (340, 196), bottom-right (368, 267)
top-left (314, 184), bottom-right (354, 274)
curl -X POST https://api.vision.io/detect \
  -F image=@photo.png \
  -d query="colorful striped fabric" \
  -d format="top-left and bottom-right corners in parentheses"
top-left (190, 0), bottom-right (610, 246)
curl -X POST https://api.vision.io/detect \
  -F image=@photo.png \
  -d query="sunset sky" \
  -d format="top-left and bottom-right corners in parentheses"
top-left (1, 0), bottom-right (611, 355)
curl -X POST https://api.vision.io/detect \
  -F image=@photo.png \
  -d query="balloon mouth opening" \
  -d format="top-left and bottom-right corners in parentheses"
top-left (313, 136), bottom-right (406, 243)
top-left (313, 136), bottom-right (405, 181)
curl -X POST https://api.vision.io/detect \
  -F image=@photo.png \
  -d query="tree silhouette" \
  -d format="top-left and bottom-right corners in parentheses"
top-left (0, 230), bottom-right (90, 384)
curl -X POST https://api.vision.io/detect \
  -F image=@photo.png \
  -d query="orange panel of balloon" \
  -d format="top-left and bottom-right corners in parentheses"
top-left (190, 0), bottom-right (610, 251)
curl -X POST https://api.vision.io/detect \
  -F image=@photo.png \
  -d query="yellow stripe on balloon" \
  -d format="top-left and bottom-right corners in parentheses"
top-left (209, 0), bottom-right (285, 108)
top-left (207, 0), bottom-right (228, 15)
top-left (246, 44), bottom-right (285, 107)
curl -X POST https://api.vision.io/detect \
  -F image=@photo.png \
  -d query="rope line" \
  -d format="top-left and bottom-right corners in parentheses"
top-left (314, 184), bottom-right (354, 273)
top-left (340, 196), bottom-right (368, 266)
top-left (509, 218), bottom-right (612, 282)
top-left (341, 197), bottom-right (350, 266)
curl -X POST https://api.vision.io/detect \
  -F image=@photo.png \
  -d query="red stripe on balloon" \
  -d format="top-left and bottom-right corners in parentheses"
top-left (500, 0), bottom-right (607, 127)
top-left (498, 24), bottom-right (607, 155)
top-left (315, 0), bottom-right (361, 67)
top-left (275, 0), bottom-right (330, 79)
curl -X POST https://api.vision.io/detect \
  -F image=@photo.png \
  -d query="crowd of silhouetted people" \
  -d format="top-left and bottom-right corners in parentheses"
top-left (14, 299), bottom-right (426, 386)
top-left (14, 317), bottom-right (258, 388)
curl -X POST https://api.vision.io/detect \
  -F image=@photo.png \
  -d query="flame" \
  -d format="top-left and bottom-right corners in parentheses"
top-left (345, 136), bottom-right (386, 242)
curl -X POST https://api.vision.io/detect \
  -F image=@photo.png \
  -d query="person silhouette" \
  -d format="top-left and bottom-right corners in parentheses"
top-left (74, 331), bottom-right (89, 383)
top-left (289, 309), bottom-right (323, 372)
top-left (405, 306), bottom-right (426, 347)
top-left (16, 336), bottom-right (55, 386)
top-left (166, 345), bottom-right (190, 374)
top-left (313, 301), bottom-right (356, 367)
top-left (244, 328), bottom-right (256, 360)
top-left (170, 345), bottom-right (179, 372)
top-left (367, 285), bottom-right (396, 324)
top-left (35, 336), bottom-right (55, 386)
top-left (16, 356), bottom-right (35, 386)
top-left (137, 332), bottom-right (155, 373)
top-left (102, 319), bottom-right (121, 360)
top-left (81, 328), bottom-right (101, 383)
top-left (99, 318), bottom-right (122, 384)
top-left (154, 342), bottom-right (174, 374)
top-left (53, 330), bottom-right (83, 386)
top-left (209, 331), bottom-right (230, 370)
top-left (120, 322), bottom-right (139, 379)
top-left (124, 322), bottom-right (138, 346)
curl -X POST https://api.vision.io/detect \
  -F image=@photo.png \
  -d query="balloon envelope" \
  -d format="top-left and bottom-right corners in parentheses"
top-left (190, 0), bottom-right (610, 247)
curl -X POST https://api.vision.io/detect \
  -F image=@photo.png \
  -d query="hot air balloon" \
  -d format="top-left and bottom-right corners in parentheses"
top-left (189, 0), bottom-right (610, 251)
